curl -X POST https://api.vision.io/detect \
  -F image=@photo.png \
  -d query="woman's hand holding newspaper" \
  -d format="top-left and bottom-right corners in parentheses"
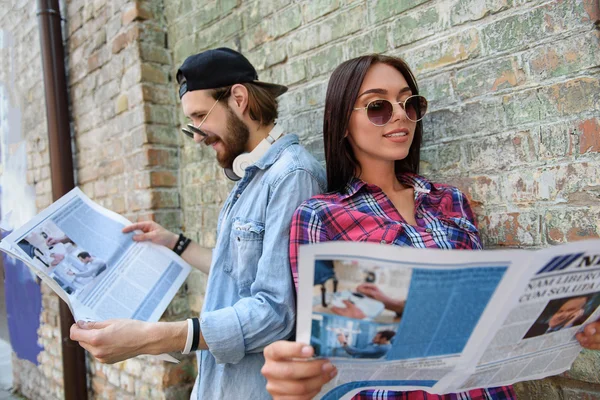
top-left (576, 321), bottom-right (600, 350)
top-left (262, 341), bottom-right (337, 400)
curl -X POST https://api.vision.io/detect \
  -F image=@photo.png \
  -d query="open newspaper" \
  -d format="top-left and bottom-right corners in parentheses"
top-left (296, 240), bottom-right (600, 399)
top-left (0, 188), bottom-right (191, 361)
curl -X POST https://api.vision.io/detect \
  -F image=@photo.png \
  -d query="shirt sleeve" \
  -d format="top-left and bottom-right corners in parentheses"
top-left (200, 169), bottom-right (323, 364)
top-left (290, 201), bottom-right (329, 291)
top-left (455, 188), bottom-right (477, 227)
top-left (453, 188), bottom-right (483, 250)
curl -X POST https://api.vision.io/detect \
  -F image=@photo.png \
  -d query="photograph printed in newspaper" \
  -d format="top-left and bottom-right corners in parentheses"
top-left (296, 240), bottom-right (600, 400)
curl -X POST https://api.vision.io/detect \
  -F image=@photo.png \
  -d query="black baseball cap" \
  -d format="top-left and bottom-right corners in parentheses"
top-left (176, 47), bottom-right (288, 99)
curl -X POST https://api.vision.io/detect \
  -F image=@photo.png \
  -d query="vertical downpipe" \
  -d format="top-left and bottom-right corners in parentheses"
top-left (36, 0), bottom-right (88, 398)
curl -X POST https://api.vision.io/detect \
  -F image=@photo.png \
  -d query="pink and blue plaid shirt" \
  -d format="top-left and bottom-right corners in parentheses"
top-left (289, 173), bottom-right (516, 400)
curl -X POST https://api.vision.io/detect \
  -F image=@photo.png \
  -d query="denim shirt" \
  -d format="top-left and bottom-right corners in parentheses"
top-left (192, 133), bottom-right (326, 399)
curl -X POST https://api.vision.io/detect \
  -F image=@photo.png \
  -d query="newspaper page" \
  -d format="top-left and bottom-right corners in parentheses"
top-left (0, 187), bottom-right (191, 326)
top-left (295, 240), bottom-right (600, 399)
top-left (458, 240), bottom-right (600, 391)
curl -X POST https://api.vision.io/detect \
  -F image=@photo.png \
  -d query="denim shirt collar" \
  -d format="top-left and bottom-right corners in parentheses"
top-left (251, 133), bottom-right (299, 171)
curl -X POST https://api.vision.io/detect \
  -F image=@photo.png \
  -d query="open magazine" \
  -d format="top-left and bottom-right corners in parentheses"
top-left (0, 188), bottom-right (191, 361)
top-left (296, 240), bottom-right (600, 399)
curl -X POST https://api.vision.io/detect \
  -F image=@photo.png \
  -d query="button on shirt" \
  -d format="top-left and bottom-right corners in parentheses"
top-left (193, 134), bottom-right (326, 399)
top-left (289, 173), bottom-right (515, 400)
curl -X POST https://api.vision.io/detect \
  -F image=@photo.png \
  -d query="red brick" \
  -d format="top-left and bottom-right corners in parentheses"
top-left (144, 148), bottom-right (177, 168)
top-left (151, 190), bottom-right (179, 208)
top-left (544, 208), bottom-right (600, 244)
top-left (122, 2), bottom-right (153, 25)
top-left (529, 47), bottom-right (561, 74)
top-left (141, 84), bottom-right (175, 105)
top-left (109, 195), bottom-right (126, 214)
top-left (583, 0), bottom-right (600, 24)
top-left (140, 64), bottom-right (169, 84)
top-left (548, 78), bottom-right (600, 116)
top-left (567, 226), bottom-right (600, 241)
top-left (579, 118), bottom-right (600, 153)
top-left (479, 211), bottom-right (541, 247)
top-left (135, 212), bottom-right (157, 222)
top-left (111, 32), bottom-right (130, 54)
top-left (87, 50), bottom-right (107, 72)
top-left (150, 171), bottom-right (178, 187)
top-left (111, 26), bottom-right (141, 54)
top-left (98, 159), bottom-right (125, 177)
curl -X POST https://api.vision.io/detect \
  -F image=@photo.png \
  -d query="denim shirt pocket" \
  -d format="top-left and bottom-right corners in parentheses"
top-left (226, 217), bottom-right (265, 292)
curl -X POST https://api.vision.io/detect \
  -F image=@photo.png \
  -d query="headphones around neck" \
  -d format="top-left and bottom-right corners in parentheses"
top-left (224, 124), bottom-right (284, 181)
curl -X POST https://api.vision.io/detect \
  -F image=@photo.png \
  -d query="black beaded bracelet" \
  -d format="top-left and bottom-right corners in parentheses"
top-left (173, 233), bottom-right (191, 256)
top-left (191, 317), bottom-right (200, 352)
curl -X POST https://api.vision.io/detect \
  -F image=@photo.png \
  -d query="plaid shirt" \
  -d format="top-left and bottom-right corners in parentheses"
top-left (289, 173), bottom-right (516, 400)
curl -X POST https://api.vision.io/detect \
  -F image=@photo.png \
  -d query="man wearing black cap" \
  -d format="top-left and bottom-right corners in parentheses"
top-left (70, 48), bottom-right (326, 399)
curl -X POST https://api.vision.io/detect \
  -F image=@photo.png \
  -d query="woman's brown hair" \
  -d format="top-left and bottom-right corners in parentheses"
top-left (323, 54), bottom-right (423, 193)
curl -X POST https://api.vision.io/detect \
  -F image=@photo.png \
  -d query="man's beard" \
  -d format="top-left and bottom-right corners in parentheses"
top-left (217, 106), bottom-right (250, 169)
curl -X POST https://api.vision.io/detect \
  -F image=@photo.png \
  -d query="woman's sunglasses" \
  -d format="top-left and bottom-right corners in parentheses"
top-left (353, 95), bottom-right (428, 126)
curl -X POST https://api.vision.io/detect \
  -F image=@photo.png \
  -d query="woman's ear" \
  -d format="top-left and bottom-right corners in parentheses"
top-left (229, 84), bottom-right (249, 115)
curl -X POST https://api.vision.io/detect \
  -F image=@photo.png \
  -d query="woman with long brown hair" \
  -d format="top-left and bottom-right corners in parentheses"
top-left (261, 54), bottom-right (600, 399)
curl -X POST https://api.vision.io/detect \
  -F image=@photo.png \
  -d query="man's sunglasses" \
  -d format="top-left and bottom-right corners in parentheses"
top-left (353, 95), bottom-right (428, 126)
top-left (181, 123), bottom-right (207, 139)
top-left (181, 88), bottom-right (230, 139)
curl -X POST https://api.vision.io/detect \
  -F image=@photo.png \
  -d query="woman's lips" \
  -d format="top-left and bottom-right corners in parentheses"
top-left (383, 129), bottom-right (410, 143)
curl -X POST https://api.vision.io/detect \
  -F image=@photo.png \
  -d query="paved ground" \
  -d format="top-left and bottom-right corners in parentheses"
top-left (0, 339), bottom-right (18, 400)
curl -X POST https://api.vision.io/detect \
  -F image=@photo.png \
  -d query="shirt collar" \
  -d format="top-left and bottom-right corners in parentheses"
top-left (252, 132), bottom-right (299, 170)
top-left (342, 172), bottom-right (432, 198)
top-left (398, 173), bottom-right (432, 193)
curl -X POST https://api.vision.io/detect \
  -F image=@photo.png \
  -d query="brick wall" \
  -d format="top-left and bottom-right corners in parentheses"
top-left (65, 0), bottom-right (196, 397)
top-left (2, 0), bottom-right (196, 398)
top-left (166, 0), bottom-right (600, 398)
top-left (1, 0), bottom-right (599, 398)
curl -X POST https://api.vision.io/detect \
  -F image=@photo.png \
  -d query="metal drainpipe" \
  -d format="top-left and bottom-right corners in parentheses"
top-left (36, 0), bottom-right (88, 399)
